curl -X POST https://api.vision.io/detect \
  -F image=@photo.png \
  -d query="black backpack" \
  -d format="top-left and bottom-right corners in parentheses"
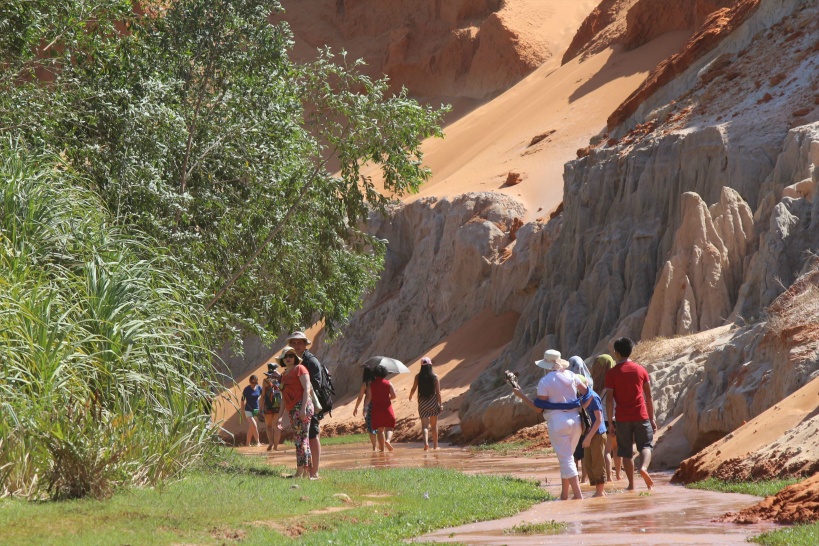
top-left (303, 351), bottom-right (335, 419)
top-left (314, 362), bottom-right (335, 419)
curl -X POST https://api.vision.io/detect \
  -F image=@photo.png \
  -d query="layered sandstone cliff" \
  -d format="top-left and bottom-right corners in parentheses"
top-left (458, 0), bottom-right (818, 440)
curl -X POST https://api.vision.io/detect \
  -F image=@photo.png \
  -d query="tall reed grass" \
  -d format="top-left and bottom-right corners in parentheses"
top-left (0, 145), bottom-right (220, 499)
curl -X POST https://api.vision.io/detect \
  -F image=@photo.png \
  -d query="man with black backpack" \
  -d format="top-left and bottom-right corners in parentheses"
top-left (287, 331), bottom-right (334, 479)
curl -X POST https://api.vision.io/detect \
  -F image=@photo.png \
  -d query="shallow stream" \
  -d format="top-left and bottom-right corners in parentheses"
top-left (246, 441), bottom-right (781, 545)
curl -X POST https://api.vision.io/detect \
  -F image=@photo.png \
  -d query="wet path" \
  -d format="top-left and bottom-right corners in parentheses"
top-left (246, 441), bottom-right (781, 545)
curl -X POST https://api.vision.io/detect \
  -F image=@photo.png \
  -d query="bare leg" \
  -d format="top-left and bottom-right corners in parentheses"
top-left (265, 422), bottom-right (275, 450)
top-left (593, 483), bottom-right (606, 497)
top-left (247, 416), bottom-right (259, 446)
top-left (369, 432), bottom-right (377, 451)
top-left (376, 428), bottom-right (385, 451)
top-left (604, 451), bottom-right (612, 482)
top-left (624, 457), bottom-right (635, 490)
top-left (385, 429), bottom-right (394, 451)
top-left (273, 413), bottom-right (281, 450)
top-left (639, 448), bottom-right (654, 489)
top-left (309, 435), bottom-right (321, 478)
top-left (568, 475), bottom-right (583, 500)
top-left (560, 478), bottom-right (570, 500)
top-left (420, 416), bottom-right (430, 450)
top-left (430, 415), bottom-right (439, 449)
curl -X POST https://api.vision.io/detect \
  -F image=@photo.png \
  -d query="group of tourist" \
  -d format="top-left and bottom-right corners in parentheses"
top-left (241, 332), bottom-right (653, 492)
top-left (512, 337), bottom-right (655, 500)
top-left (353, 356), bottom-right (443, 452)
top-left (240, 331), bottom-right (328, 479)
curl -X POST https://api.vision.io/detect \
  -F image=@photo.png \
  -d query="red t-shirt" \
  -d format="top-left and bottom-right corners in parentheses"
top-left (281, 364), bottom-right (308, 412)
top-left (604, 360), bottom-right (650, 422)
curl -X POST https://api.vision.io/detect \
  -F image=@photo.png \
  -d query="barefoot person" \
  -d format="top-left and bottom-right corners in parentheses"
top-left (352, 366), bottom-right (378, 451)
top-left (512, 350), bottom-right (588, 500)
top-left (368, 365), bottom-right (396, 451)
top-left (287, 331), bottom-right (325, 479)
top-left (261, 364), bottom-right (283, 451)
top-left (581, 388), bottom-right (608, 497)
top-left (279, 346), bottom-right (314, 478)
top-left (409, 357), bottom-right (443, 450)
top-left (240, 375), bottom-right (262, 446)
top-left (604, 337), bottom-right (656, 490)
top-left (591, 354), bottom-right (621, 481)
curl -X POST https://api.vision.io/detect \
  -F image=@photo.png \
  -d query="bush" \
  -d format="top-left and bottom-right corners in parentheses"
top-left (0, 145), bottom-right (219, 499)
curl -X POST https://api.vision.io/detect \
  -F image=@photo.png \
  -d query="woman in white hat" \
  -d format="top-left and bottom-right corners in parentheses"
top-left (514, 349), bottom-right (588, 500)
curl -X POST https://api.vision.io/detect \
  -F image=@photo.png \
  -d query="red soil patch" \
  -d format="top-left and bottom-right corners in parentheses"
top-left (500, 422), bottom-right (552, 450)
top-left (721, 473), bottom-right (819, 524)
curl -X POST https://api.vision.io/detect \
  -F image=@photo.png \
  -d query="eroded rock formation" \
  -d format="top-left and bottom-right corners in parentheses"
top-left (458, 0), bottom-right (818, 441)
top-left (309, 192), bottom-right (556, 399)
top-left (641, 188), bottom-right (753, 339)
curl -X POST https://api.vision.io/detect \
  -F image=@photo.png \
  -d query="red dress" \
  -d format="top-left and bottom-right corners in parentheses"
top-left (369, 377), bottom-right (396, 429)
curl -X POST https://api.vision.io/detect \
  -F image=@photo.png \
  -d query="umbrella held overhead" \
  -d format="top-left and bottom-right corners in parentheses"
top-left (364, 356), bottom-right (410, 374)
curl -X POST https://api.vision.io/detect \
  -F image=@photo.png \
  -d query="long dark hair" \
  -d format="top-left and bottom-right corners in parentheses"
top-left (417, 363), bottom-right (436, 398)
top-left (362, 367), bottom-right (375, 384)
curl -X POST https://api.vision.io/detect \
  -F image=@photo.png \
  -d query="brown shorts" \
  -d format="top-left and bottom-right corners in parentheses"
top-left (583, 433), bottom-right (608, 486)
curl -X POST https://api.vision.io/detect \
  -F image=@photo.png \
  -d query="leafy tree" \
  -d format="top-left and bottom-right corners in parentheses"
top-left (0, 0), bottom-right (446, 344)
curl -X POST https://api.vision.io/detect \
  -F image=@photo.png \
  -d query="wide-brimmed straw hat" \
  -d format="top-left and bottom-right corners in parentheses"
top-left (535, 349), bottom-right (569, 370)
top-left (277, 346), bottom-right (302, 366)
top-left (287, 330), bottom-right (311, 345)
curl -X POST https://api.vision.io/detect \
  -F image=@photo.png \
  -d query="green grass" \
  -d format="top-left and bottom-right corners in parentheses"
top-left (504, 520), bottom-right (567, 535)
top-left (686, 478), bottom-right (799, 497)
top-left (322, 433), bottom-right (372, 446)
top-left (0, 449), bottom-right (551, 545)
top-left (468, 441), bottom-right (553, 457)
top-left (751, 523), bottom-right (819, 545)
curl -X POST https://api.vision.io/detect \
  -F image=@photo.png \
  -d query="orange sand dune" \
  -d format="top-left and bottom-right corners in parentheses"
top-left (403, 30), bottom-right (691, 222)
top-left (216, 310), bottom-right (518, 442)
top-left (674, 375), bottom-right (819, 483)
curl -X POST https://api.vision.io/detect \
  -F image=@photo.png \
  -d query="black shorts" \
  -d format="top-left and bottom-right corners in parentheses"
top-left (308, 415), bottom-right (320, 439)
top-left (615, 420), bottom-right (654, 459)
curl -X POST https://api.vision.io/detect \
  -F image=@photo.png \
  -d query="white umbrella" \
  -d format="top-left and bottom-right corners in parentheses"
top-left (364, 356), bottom-right (411, 374)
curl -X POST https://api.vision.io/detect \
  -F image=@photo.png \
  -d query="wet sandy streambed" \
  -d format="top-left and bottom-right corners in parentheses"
top-left (247, 441), bottom-right (781, 545)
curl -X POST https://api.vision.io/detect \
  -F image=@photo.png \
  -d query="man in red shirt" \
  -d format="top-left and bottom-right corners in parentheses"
top-left (604, 337), bottom-right (657, 490)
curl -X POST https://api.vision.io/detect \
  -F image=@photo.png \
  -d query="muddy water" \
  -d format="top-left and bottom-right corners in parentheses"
top-left (247, 441), bottom-right (781, 545)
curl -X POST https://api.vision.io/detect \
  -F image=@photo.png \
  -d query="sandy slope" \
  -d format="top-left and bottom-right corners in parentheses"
top-left (673, 375), bottom-right (819, 484)
top-left (404, 30), bottom-right (691, 222)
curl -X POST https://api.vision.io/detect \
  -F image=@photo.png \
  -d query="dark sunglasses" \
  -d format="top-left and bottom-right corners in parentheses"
top-left (283, 354), bottom-right (296, 359)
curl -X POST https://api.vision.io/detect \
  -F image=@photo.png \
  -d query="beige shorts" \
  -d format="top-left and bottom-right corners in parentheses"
top-left (583, 433), bottom-right (608, 486)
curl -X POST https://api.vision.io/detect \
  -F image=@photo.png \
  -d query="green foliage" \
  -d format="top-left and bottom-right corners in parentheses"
top-left (0, 0), bottom-right (447, 343)
top-left (321, 433), bottom-right (373, 446)
top-left (686, 478), bottom-right (799, 498)
top-left (0, 145), bottom-right (219, 499)
top-left (504, 520), bottom-right (567, 535)
top-left (0, 449), bottom-right (551, 544)
top-left (751, 523), bottom-right (819, 546)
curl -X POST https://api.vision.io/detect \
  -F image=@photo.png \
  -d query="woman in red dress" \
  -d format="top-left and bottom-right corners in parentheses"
top-left (367, 365), bottom-right (396, 451)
